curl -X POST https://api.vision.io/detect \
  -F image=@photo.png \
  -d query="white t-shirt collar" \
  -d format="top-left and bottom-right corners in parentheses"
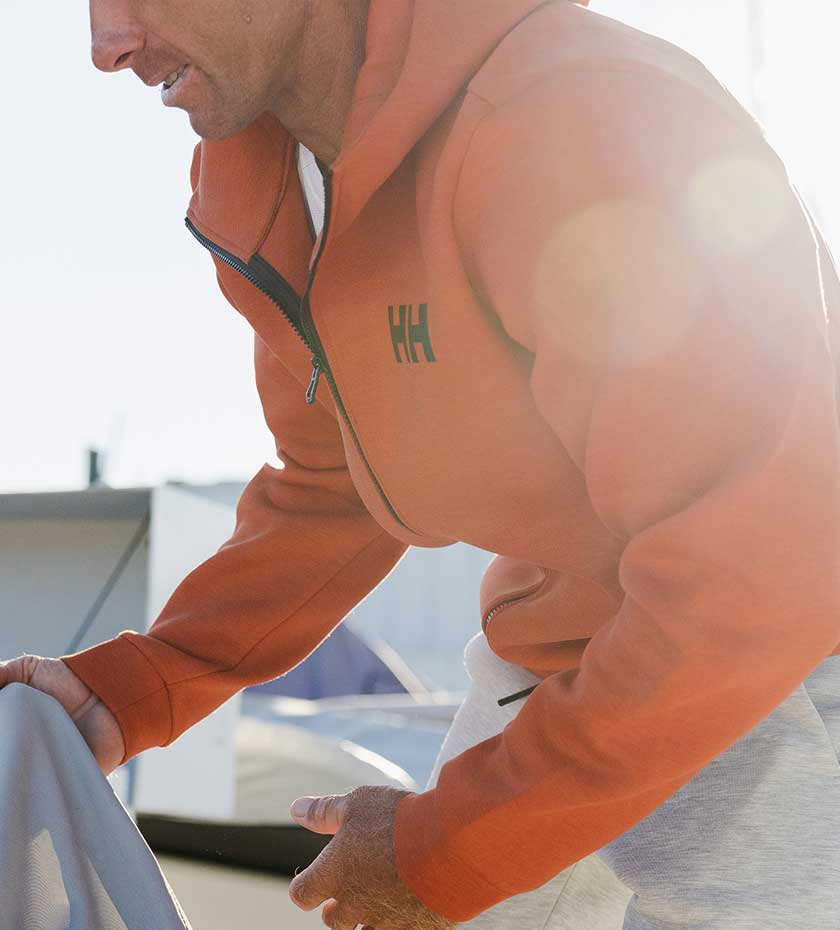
top-left (297, 143), bottom-right (326, 238)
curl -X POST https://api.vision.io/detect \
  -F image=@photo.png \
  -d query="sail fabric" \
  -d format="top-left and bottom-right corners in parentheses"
top-left (0, 684), bottom-right (190, 930)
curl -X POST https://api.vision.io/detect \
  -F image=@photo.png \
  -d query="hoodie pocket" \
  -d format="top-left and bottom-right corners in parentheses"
top-left (479, 555), bottom-right (621, 676)
top-left (480, 558), bottom-right (548, 633)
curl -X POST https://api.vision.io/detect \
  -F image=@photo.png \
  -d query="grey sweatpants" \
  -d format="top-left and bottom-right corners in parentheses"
top-left (0, 684), bottom-right (190, 930)
top-left (428, 632), bottom-right (840, 930)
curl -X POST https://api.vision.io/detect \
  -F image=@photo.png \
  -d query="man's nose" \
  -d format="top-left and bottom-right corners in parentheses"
top-left (89, 0), bottom-right (145, 73)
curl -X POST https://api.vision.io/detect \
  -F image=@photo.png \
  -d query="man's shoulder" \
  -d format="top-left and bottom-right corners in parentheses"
top-left (467, 3), bottom-right (744, 124)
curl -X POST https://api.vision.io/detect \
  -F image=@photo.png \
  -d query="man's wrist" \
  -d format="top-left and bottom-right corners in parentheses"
top-left (62, 634), bottom-right (171, 762)
top-left (393, 789), bottom-right (511, 922)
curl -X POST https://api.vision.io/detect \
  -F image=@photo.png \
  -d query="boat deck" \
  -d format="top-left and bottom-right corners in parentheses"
top-left (158, 856), bottom-right (319, 930)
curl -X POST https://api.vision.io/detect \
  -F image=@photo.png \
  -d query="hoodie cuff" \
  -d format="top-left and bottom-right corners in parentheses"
top-left (393, 789), bottom-right (510, 922)
top-left (61, 633), bottom-right (173, 764)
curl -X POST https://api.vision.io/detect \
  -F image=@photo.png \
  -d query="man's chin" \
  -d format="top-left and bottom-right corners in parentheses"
top-left (188, 108), bottom-right (260, 142)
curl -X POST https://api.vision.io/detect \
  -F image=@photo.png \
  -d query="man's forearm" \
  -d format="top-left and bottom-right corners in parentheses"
top-left (63, 461), bottom-right (407, 763)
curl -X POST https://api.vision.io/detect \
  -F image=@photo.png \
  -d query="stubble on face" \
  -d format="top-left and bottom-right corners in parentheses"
top-left (187, 0), bottom-right (310, 140)
top-left (199, 0), bottom-right (310, 139)
top-left (114, 0), bottom-right (309, 141)
top-left (178, 0), bottom-right (370, 158)
top-left (93, 0), bottom-right (369, 155)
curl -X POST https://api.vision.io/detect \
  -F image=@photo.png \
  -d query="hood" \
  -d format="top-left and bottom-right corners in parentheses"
top-left (187, 0), bottom-right (590, 254)
top-left (331, 0), bottom-right (589, 236)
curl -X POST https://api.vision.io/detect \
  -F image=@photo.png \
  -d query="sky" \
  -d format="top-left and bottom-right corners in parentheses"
top-left (2, 1), bottom-right (840, 493)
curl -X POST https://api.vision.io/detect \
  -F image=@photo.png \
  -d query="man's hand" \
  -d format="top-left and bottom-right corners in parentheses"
top-left (0, 655), bottom-right (125, 775)
top-left (289, 785), bottom-right (457, 930)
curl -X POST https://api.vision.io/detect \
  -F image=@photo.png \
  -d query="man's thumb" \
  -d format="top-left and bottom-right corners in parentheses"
top-left (290, 794), bottom-right (347, 835)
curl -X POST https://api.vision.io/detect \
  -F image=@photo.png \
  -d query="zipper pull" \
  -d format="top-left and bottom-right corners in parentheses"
top-left (306, 356), bottom-right (322, 405)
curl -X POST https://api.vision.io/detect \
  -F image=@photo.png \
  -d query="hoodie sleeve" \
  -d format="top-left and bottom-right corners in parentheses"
top-left (393, 69), bottom-right (840, 919)
top-left (62, 333), bottom-right (407, 763)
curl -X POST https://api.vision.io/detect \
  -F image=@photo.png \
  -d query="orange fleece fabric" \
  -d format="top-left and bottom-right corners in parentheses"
top-left (63, 0), bottom-right (840, 920)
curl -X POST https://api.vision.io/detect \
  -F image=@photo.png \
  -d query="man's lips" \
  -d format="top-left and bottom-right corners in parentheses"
top-left (161, 64), bottom-right (194, 105)
top-left (161, 65), bottom-right (188, 90)
top-left (137, 64), bottom-right (189, 88)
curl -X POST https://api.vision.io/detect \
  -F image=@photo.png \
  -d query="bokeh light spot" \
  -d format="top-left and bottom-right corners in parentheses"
top-left (535, 199), bottom-right (702, 370)
top-left (684, 156), bottom-right (790, 256)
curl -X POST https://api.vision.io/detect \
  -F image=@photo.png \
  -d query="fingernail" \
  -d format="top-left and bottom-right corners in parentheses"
top-left (291, 798), bottom-right (311, 819)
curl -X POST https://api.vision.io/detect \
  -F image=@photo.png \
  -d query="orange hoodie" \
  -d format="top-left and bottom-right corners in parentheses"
top-left (63, 0), bottom-right (840, 920)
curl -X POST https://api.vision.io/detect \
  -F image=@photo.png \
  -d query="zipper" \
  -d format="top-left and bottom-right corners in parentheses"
top-left (483, 598), bottom-right (523, 626)
top-left (298, 168), bottom-right (333, 405)
top-left (185, 218), bottom-right (307, 345)
top-left (483, 595), bottom-right (540, 707)
top-left (185, 176), bottom-right (413, 534)
top-left (295, 172), bottom-right (413, 531)
top-left (306, 356), bottom-right (322, 405)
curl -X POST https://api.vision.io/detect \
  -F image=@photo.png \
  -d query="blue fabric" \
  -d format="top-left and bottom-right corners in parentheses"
top-left (247, 623), bottom-right (408, 699)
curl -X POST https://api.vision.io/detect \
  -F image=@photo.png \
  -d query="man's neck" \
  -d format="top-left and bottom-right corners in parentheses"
top-left (269, 0), bottom-right (370, 166)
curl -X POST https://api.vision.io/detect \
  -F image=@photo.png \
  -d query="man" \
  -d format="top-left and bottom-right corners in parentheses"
top-left (4, 1), bottom-right (840, 928)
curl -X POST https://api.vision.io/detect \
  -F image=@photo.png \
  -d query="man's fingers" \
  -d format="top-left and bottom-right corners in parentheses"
top-left (289, 860), bottom-right (334, 912)
top-left (320, 898), bottom-right (363, 930)
top-left (0, 659), bottom-right (16, 687)
top-left (290, 793), bottom-right (349, 835)
top-left (0, 657), bottom-right (34, 689)
top-left (286, 792), bottom-right (361, 914)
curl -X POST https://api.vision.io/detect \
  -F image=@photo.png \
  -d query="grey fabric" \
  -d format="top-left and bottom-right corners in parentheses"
top-left (0, 684), bottom-right (191, 930)
top-left (601, 654), bottom-right (840, 930)
top-left (426, 633), bottom-right (634, 930)
top-left (428, 633), bottom-right (840, 930)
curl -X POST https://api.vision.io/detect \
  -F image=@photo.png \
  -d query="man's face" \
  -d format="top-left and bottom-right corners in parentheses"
top-left (89, 0), bottom-right (306, 140)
